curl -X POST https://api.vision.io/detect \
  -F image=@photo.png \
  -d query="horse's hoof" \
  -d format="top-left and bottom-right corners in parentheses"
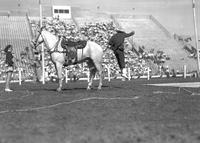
top-left (97, 87), bottom-right (102, 90)
top-left (87, 87), bottom-right (91, 90)
top-left (57, 88), bottom-right (62, 92)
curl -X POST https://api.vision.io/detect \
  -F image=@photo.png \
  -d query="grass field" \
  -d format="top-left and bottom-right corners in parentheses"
top-left (0, 78), bottom-right (200, 143)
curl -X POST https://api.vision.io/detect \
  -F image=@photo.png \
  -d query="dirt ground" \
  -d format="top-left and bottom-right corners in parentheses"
top-left (0, 77), bottom-right (200, 143)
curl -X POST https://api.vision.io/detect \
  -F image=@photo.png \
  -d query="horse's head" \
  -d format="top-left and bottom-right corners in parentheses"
top-left (31, 26), bottom-right (59, 52)
top-left (31, 26), bottom-right (46, 50)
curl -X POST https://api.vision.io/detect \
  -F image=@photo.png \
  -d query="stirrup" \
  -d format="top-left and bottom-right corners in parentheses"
top-left (121, 73), bottom-right (128, 79)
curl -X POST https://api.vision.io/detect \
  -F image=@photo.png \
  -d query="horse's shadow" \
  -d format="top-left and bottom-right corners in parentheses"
top-left (29, 87), bottom-right (85, 92)
top-left (62, 85), bottom-right (110, 91)
top-left (57, 87), bottom-right (87, 91)
top-left (27, 83), bottom-right (119, 92)
top-left (44, 85), bottom-right (112, 92)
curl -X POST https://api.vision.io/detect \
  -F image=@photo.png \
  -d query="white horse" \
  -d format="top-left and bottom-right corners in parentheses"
top-left (32, 28), bottom-right (103, 91)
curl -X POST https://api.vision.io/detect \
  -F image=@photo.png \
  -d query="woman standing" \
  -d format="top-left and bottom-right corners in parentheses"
top-left (4, 45), bottom-right (15, 92)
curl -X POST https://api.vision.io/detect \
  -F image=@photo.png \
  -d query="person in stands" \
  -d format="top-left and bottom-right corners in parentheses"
top-left (108, 29), bottom-right (135, 79)
top-left (4, 44), bottom-right (15, 92)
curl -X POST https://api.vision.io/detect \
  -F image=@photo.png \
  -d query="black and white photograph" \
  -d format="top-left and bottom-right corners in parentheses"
top-left (0, 0), bottom-right (200, 142)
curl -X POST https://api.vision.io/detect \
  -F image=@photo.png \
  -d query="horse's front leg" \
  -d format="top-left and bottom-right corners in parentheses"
top-left (57, 78), bottom-right (63, 92)
top-left (94, 63), bottom-right (103, 90)
top-left (55, 62), bottom-right (63, 92)
top-left (87, 67), bottom-right (96, 90)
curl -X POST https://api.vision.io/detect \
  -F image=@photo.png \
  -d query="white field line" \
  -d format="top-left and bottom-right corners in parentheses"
top-left (149, 82), bottom-right (200, 95)
top-left (148, 82), bottom-right (200, 88)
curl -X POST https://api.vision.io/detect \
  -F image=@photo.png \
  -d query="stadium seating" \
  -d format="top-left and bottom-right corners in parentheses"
top-left (0, 13), bottom-right (197, 81)
top-left (115, 14), bottom-right (197, 73)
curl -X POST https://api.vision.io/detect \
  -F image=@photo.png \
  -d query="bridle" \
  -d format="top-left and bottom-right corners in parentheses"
top-left (31, 26), bottom-right (45, 49)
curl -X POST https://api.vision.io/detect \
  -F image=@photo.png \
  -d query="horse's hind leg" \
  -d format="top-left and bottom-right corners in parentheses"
top-left (87, 67), bottom-right (96, 90)
top-left (55, 62), bottom-right (63, 92)
top-left (94, 62), bottom-right (103, 90)
top-left (87, 60), bottom-right (96, 90)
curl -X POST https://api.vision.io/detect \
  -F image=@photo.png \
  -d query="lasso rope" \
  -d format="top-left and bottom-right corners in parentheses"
top-left (0, 85), bottom-right (198, 114)
top-left (180, 87), bottom-right (200, 96)
top-left (178, 87), bottom-right (194, 95)
top-left (179, 87), bottom-right (193, 94)
top-left (0, 96), bottom-right (140, 114)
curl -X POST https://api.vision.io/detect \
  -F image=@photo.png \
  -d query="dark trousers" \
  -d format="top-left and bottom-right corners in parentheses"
top-left (114, 49), bottom-right (125, 69)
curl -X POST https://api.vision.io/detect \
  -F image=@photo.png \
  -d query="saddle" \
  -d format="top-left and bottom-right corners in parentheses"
top-left (61, 38), bottom-right (87, 49)
top-left (61, 38), bottom-right (87, 66)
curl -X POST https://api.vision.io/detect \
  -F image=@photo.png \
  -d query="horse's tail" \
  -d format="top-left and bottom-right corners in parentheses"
top-left (103, 45), bottom-right (112, 52)
top-left (103, 47), bottom-right (108, 52)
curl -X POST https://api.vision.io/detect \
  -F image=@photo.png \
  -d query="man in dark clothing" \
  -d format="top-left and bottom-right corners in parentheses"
top-left (108, 30), bottom-right (135, 79)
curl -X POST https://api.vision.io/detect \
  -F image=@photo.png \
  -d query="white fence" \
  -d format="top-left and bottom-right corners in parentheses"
top-left (0, 65), bottom-right (197, 85)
